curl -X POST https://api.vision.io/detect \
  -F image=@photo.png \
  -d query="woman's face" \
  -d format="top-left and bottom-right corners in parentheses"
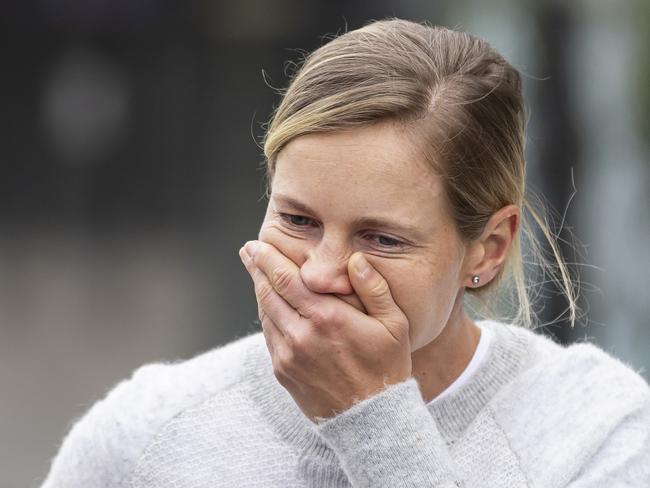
top-left (258, 120), bottom-right (471, 351)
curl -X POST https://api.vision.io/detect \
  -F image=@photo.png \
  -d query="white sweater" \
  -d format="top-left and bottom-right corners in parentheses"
top-left (40, 320), bottom-right (650, 487)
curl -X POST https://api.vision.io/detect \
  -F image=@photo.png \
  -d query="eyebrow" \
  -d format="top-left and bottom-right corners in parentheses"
top-left (272, 193), bottom-right (424, 239)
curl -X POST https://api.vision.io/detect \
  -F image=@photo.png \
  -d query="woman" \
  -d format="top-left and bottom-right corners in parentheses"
top-left (42, 18), bottom-right (649, 487)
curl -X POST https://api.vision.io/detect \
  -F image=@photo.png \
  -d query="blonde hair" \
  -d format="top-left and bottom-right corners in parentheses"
top-left (262, 18), bottom-right (579, 329)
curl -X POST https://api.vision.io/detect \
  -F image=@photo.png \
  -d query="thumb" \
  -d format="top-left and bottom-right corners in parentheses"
top-left (348, 252), bottom-right (407, 337)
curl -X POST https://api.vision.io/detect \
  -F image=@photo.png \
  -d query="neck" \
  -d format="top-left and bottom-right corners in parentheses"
top-left (410, 302), bottom-right (481, 404)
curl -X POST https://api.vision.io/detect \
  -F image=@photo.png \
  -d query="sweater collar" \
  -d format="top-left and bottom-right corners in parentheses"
top-left (243, 320), bottom-right (530, 463)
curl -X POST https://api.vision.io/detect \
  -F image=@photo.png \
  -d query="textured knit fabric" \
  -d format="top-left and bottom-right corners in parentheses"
top-left (40, 320), bottom-right (650, 487)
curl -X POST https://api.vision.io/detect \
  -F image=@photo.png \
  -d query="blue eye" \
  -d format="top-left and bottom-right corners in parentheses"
top-left (370, 234), bottom-right (403, 248)
top-left (280, 213), bottom-right (314, 227)
top-left (377, 235), bottom-right (399, 246)
top-left (290, 215), bottom-right (312, 226)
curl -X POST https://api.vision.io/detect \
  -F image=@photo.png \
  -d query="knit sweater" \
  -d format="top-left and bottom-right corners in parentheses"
top-left (41, 320), bottom-right (650, 487)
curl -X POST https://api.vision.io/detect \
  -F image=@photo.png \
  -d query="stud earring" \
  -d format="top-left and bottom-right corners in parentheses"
top-left (472, 275), bottom-right (480, 285)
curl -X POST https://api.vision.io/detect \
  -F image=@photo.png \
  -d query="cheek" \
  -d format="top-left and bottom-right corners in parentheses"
top-left (258, 221), bottom-right (308, 266)
top-left (372, 258), bottom-right (436, 315)
top-left (375, 254), bottom-right (460, 343)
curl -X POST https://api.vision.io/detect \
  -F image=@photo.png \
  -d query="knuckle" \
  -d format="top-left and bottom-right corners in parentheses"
top-left (296, 301), bottom-right (317, 320)
top-left (275, 349), bottom-right (297, 377)
top-left (287, 330), bottom-right (309, 355)
top-left (271, 267), bottom-right (294, 296)
top-left (272, 365), bottom-right (291, 387)
top-left (256, 281), bottom-right (275, 304)
top-left (368, 277), bottom-right (389, 298)
top-left (310, 306), bottom-right (335, 327)
top-left (310, 305), bottom-right (344, 329)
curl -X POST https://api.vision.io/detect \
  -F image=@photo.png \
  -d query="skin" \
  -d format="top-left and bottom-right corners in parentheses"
top-left (239, 119), bottom-right (519, 422)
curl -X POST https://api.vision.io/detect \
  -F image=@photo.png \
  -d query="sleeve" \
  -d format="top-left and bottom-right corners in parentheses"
top-left (40, 364), bottom-right (167, 488)
top-left (567, 397), bottom-right (650, 487)
top-left (314, 377), bottom-right (463, 488)
top-left (40, 334), bottom-right (254, 487)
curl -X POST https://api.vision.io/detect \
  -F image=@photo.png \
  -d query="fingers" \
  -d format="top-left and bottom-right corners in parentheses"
top-left (348, 252), bottom-right (408, 342)
top-left (260, 316), bottom-right (282, 355)
top-left (239, 241), bottom-right (402, 342)
top-left (242, 240), bottom-right (318, 320)
top-left (239, 245), bottom-right (299, 337)
top-left (258, 313), bottom-right (294, 389)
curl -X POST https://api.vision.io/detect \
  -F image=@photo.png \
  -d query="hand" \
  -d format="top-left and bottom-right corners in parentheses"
top-left (239, 240), bottom-right (413, 423)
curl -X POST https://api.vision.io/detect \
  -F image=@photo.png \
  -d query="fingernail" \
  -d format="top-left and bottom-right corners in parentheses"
top-left (245, 241), bottom-right (260, 257)
top-left (353, 253), bottom-right (370, 278)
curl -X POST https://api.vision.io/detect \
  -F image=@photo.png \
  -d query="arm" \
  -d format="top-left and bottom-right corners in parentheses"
top-left (315, 377), bottom-right (462, 488)
top-left (40, 335), bottom-right (252, 488)
top-left (568, 399), bottom-right (650, 487)
top-left (40, 364), bottom-right (166, 488)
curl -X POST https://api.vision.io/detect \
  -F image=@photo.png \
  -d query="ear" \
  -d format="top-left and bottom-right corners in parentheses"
top-left (462, 204), bottom-right (520, 289)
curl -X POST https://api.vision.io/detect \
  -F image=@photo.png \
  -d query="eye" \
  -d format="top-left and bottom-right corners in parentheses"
top-left (279, 213), bottom-right (316, 228)
top-left (366, 234), bottom-right (405, 249)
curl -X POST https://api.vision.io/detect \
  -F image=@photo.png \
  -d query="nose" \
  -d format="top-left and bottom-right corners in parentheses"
top-left (299, 242), bottom-right (354, 296)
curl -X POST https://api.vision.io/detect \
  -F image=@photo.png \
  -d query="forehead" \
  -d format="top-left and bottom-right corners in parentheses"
top-left (274, 121), bottom-right (443, 202)
top-left (271, 121), bottom-right (453, 236)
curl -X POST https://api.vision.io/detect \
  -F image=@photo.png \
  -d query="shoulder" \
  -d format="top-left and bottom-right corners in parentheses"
top-left (499, 323), bottom-right (650, 408)
top-left (485, 321), bottom-right (650, 483)
top-left (40, 331), bottom-right (264, 488)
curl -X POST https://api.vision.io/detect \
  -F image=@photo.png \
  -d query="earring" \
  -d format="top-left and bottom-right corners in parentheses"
top-left (472, 275), bottom-right (480, 285)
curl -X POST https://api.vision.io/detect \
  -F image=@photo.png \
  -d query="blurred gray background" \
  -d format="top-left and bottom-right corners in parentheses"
top-left (1, 1), bottom-right (649, 486)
